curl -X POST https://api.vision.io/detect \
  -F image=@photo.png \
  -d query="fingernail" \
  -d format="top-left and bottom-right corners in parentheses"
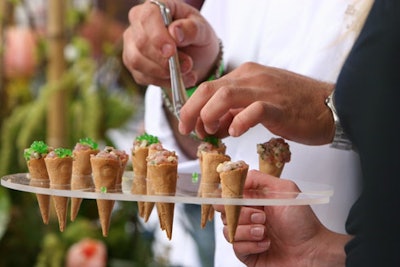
top-left (174, 27), bottom-right (184, 43)
top-left (162, 43), bottom-right (173, 57)
top-left (257, 240), bottom-right (271, 248)
top-left (228, 127), bottom-right (236, 137)
top-left (251, 213), bottom-right (266, 224)
top-left (178, 122), bottom-right (186, 134)
top-left (250, 226), bottom-right (265, 238)
top-left (185, 73), bottom-right (196, 87)
top-left (180, 59), bottom-right (188, 73)
top-left (205, 122), bottom-right (219, 134)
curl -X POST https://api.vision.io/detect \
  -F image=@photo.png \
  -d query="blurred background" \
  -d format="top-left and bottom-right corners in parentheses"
top-left (0, 0), bottom-right (188, 266)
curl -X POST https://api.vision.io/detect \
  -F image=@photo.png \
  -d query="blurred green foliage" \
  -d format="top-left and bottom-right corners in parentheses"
top-left (0, 1), bottom-right (171, 266)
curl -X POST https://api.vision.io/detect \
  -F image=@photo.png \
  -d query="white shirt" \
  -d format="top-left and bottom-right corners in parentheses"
top-left (144, 1), bottom-right (366, 266)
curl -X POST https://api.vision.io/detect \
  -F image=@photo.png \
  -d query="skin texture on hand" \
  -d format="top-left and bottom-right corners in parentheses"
top-left (178, 62), bottom-right (335, 145)
top-left (122, 1), bottom-right (336, 160)
top-left (214, 170), bottom-right (351, 267)
top-left (122, 0), bottom-right (220, 159)
top-left (122, 0), bottom-right (220, 90)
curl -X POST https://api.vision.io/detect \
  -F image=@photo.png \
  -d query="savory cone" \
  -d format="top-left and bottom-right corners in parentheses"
top-left (258, 159), bottom-right (284, 177)
top-left (131, 146), bottom-right (149, 219)
top-left (199, 151), bottom-right (230, 228)
top-left (218, 160), bottom-right (249, 243)
top-left (257, 137), bottom-right (291, 178)
top-left (131, 175), bottom-right (146, 218)
top-left (131, 134), bottom-right (161, 220)
top-left (27, 158), bottom-right (50, 224)
top-left (90, 150), bottom-right (121, 237)
top-left (114, 148), bottom-right (129, 192)
top-left (71, 142), bottom-right (98, 221)
top-left (147, 150), bottom-right (178, 240)
top-left (45, 149), bottom-right (73, 232)
top-left (24, 141), bottom-right (53, 225)
top-left (143, 185), bottom-right (155, 223)
top-left (197, 138), bottom-right (227, 167)
top-left (132, 147), bottom-right (148, 178)
top-left (141, 143), bottom-right (163, 222)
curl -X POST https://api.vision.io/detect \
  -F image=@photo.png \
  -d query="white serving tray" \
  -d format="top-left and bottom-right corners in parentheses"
top-left (1, 172), bottom-right (333, 206)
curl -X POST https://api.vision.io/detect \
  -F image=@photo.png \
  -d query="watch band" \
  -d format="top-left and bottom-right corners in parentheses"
top-left (325, 91), bottom-right (353, 150)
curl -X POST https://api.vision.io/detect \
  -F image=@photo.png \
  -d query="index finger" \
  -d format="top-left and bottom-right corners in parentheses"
top-left (178, 81), bottom-right (219, 134)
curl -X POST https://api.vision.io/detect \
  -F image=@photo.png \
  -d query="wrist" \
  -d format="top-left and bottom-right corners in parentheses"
top-left (325, 90), bottom-right (353, 150)
top-left (311, 231), bottom-right (352, 267)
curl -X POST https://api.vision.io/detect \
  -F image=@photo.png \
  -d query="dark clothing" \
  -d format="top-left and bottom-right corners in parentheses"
top-left (335, 0), bottom-right (400, 266)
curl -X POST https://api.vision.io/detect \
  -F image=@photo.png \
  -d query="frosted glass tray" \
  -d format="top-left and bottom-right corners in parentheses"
top-left (1, 172), bottom-right (333, 206)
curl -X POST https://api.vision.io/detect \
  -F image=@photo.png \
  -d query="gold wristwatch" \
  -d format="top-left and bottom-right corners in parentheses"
top-left (325, 91), bottom-right (353, 150)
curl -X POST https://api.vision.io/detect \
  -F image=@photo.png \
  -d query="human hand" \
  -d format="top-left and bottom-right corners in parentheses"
top-left (178, 62), bottom-right (335, 145)
top-left (122, 0), bottom-right (220, 89)
top-left (214, 170), bottom-right (349, 267)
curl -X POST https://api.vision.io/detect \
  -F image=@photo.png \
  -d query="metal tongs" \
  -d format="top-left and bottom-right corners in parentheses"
top-left (150, 0), bottom-right (188, 119)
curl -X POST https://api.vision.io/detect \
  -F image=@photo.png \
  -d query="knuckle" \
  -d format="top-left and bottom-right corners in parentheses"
top-left (217, 86), bottom-right (235, 100)
top-left (252, 101), bottom-right (267, 114)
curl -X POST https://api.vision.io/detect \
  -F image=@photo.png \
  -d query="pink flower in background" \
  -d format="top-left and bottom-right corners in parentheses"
top-left (66, 238), bottom-right (107, 267)
top-left (4, 26), bottom-right (38, 79)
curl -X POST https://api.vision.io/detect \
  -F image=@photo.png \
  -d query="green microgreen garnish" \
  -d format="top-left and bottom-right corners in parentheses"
top-left (136, 133), bottom-right (159, 145)
top-left (192, 172), bottom-right (199, 183)
top-left (100, 186), bottom-right (107, 193)
top-left (54, 148), bottom-right (72, 158)
top-left (78, 137), bottom-right (98, 149)
top-left (24, 141), bottom-right (49, 160)
top-left (203, 136), bottom-right (219, 147)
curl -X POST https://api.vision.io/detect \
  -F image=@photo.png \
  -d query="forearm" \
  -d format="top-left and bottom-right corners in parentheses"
top-left (310, 81), bottom-right (336, 146)
top-left (273, 74), bottom-right (336, 146)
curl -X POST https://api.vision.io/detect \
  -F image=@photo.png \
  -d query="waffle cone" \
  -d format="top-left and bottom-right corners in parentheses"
top-left (147, 162), bottom-right (177, 240)
top-left (131, 147), bottom-right (149, 218)
top-left (115, 156), bottom-right (128, 191)
top-left (45, 157), bottom-right (73, 232)
top-left (259, 157), bottom-right (284, 177)
top-left (220, 165), bottom-right (248, 243)
top-left (143, 199), bottom-right (155, 222)
top-left (70, 174), bottom-right (93, 221)
top-left (72, 149), bottom-right (98, 175)
top-left (97, 199), bottom-right (115, 237)
top-left (199, 152), bottom-right (230, 228)
top-left (143, 174), bottom-right (155, 222)
top-left (70, 149), bottom-right (97, 221)
top-left (132, 147), bottom-right (148, 178)
top-left (27, 158), bottom-right (50, 224)
top-left (131, 175), bottom-right (146, 218)
top-left (142, 146), bottom-right (163, 222)
top-left (90, 156), bottom-right (120, 237)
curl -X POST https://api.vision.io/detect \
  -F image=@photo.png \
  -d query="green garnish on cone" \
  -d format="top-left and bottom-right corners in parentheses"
top-left (136, 133), bottom-right (159, 145)
top-left (24, 141), bottom-right (49, 160)
top-left (78, 137), bottom-right (98, 149)
top-left (54, 148), bottom-right (73, 158)
top-left (203, 136), bottom-right (219, 146)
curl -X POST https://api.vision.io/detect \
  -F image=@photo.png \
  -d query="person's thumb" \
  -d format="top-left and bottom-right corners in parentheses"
top-left (244, 170), bottom-right (300, 193)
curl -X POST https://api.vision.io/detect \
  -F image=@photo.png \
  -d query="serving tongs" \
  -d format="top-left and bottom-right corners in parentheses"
top-left (151, 0), bottom-right (188, 119)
